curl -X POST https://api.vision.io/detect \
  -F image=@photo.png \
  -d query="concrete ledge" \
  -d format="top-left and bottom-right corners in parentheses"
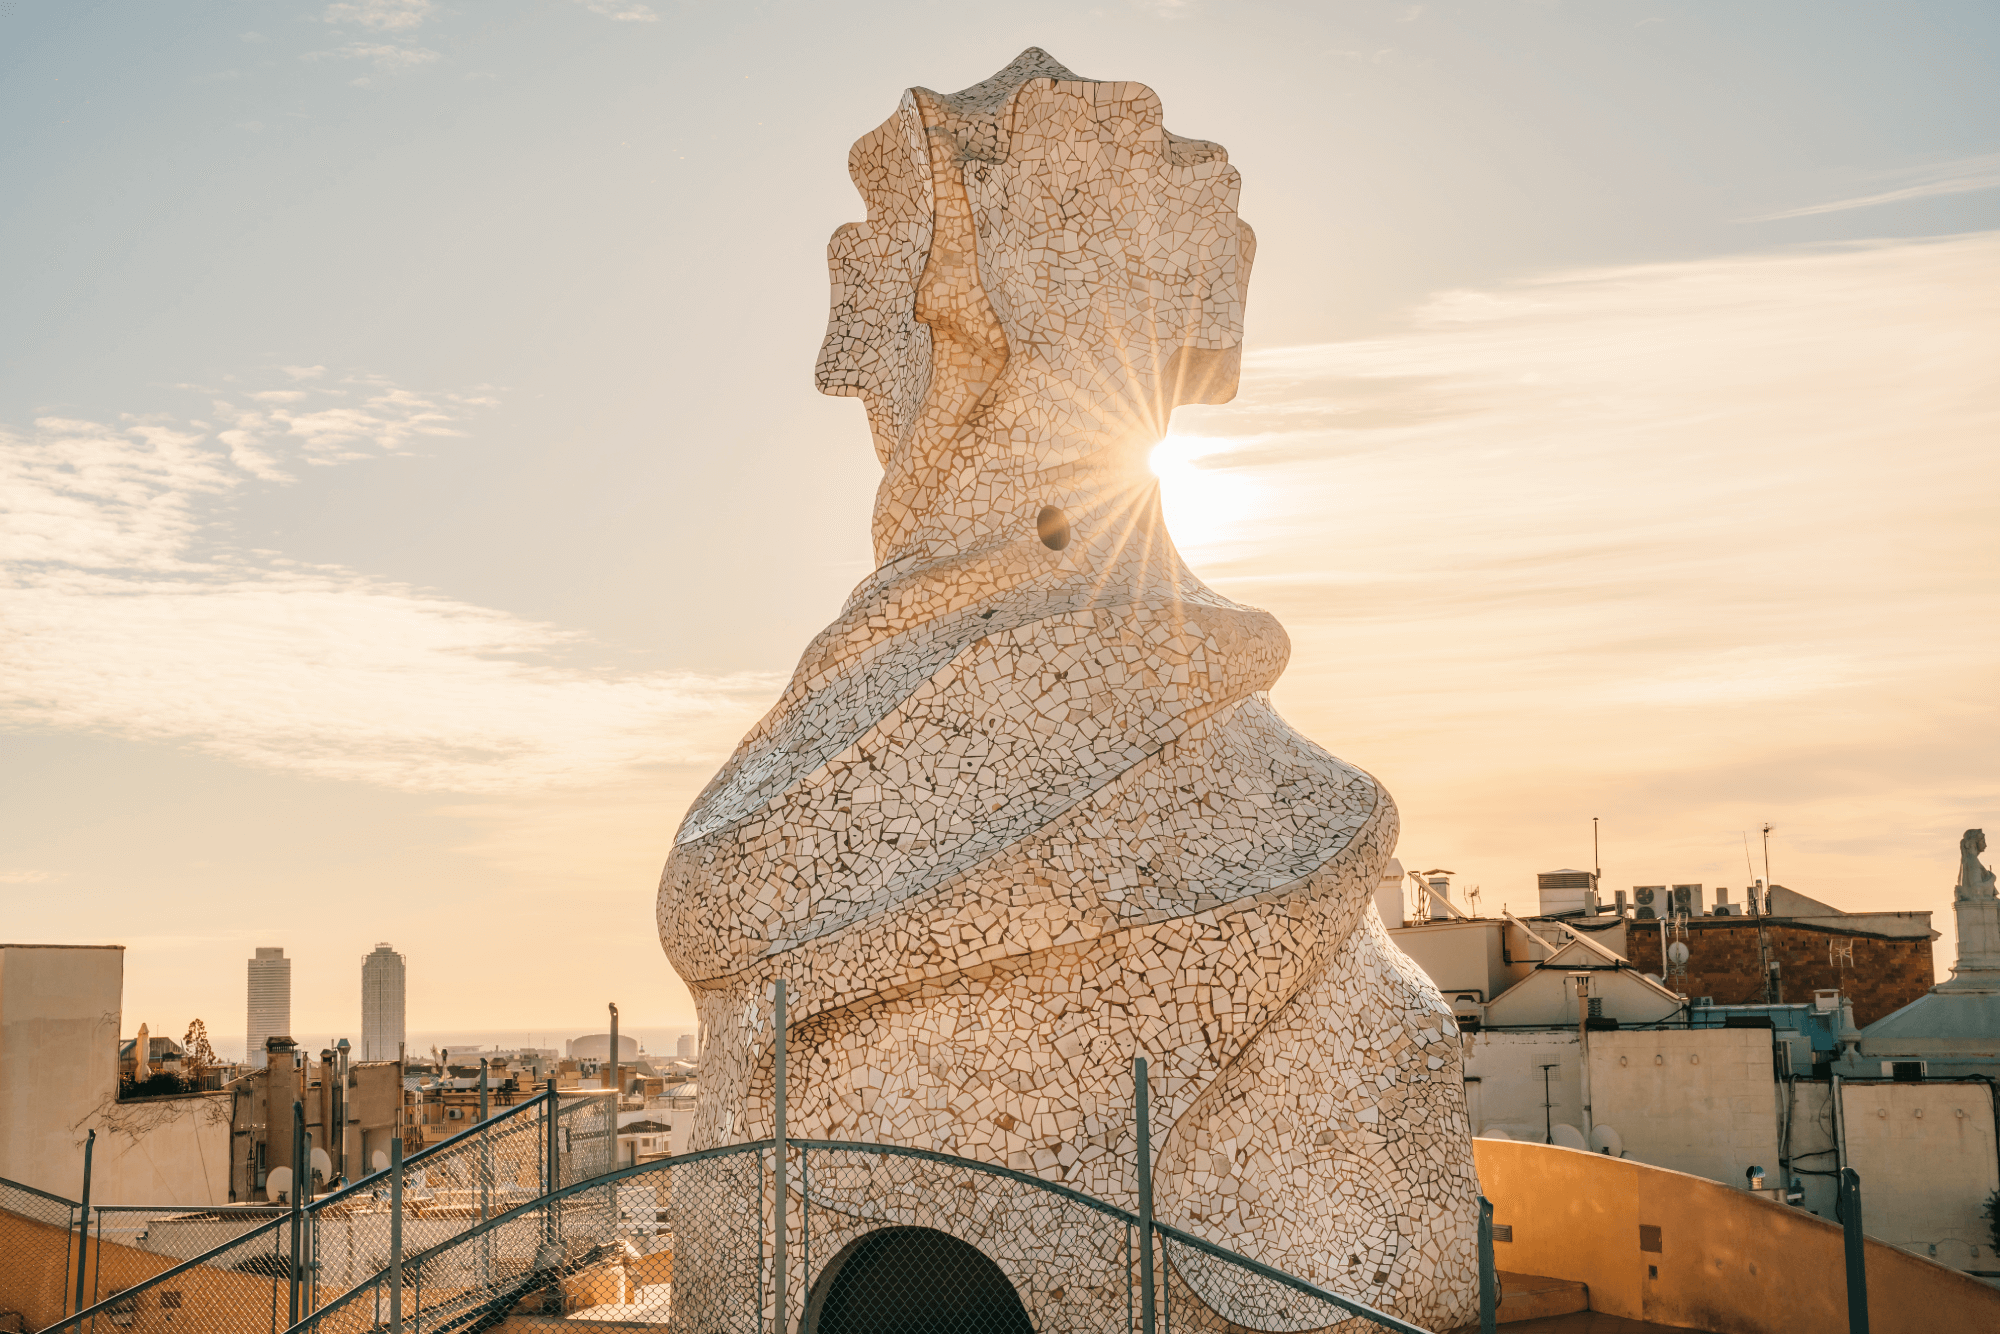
top-left (1475, 1139), bottom-right (2000, 1334)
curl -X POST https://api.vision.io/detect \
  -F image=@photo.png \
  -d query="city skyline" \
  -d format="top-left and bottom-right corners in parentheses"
top-left (1, 2), bottom-right (1994, 1036)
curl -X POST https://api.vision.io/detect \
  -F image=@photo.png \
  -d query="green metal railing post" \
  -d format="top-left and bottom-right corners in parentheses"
top-left (1840, 1167), bottom-right (1869, 1334)
top-left (1478, 1196), bottom-right (1497, 1334)
top-left (389, 1133), bottom-right (404, 1333)
top-left (774, 978), bottom-right (789, 1334)
top-left (545, 1076), bottom-right (560, 1250)
top-left (74, 1128), bottom-right (95, 1319)
top-left (1136, 1056), bottom-right (1155, 1334)
top-left (289, 1101), bottom-right (306, 1326)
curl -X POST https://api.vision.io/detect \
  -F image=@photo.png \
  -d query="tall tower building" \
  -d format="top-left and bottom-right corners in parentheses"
top-left (246, 947), bottom-right (291, 1067)
top-left (361, 943), bottom-right (407, 1063)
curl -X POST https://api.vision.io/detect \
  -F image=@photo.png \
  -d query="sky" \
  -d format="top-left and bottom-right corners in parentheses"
top-left (1, 1), bottom-right (1995, 1059)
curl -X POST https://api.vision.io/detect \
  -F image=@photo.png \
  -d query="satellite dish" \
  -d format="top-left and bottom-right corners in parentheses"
top-left (311, 1147), bottom-right (333, 1178)
top-left (1588, 1125), bottom-right (1625, 1157)
top-left (371, 1149), bottom-right (390, 1173)
top-left (1667, 942), bottom-right (1690, 966)
top-left (1550, 1123), bottom-right (1588, 1151)
top-left (264, 1166), bottom-right (292, 1203)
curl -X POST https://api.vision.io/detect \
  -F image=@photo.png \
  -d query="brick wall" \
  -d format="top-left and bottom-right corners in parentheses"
top-left (1629, 919), bottom-right (1934, 1026)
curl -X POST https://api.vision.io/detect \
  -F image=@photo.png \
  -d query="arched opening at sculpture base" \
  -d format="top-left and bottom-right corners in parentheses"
top-left (807, 1225), bottom-right (1035, 1334)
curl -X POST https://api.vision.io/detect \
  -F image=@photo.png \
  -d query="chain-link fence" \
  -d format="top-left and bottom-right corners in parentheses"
top-left (30, 1095), bottom-right (1450, 1334)
top-left (267, 1138), bottom-right (1432, 1334)
top-left (291, 1137), bottom-right (767, 1334)
top-left (38, 1087), bottom-right (616, 1334)
top-left (0, 1176), bottom-right (82, 1329)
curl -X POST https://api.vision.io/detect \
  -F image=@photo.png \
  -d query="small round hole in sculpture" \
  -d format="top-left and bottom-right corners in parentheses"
top-left (1036, 506), bottom-right (1071, 551)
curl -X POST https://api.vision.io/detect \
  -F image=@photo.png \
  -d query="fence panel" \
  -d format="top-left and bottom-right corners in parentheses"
top-left (290, 1139), bottom-right (770, 1334)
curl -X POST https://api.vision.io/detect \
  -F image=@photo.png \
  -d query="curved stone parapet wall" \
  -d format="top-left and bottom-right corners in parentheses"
top-left (658, 47), bottom-right (1477, 1332)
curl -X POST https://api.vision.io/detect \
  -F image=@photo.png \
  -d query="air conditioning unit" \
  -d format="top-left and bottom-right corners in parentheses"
top-left (447, 1107), bottom-right (464, 1120)
top-left (1633, 886), bottom-right (1663, 920)
top-left (1671, 884), bottom-right (1705, 917)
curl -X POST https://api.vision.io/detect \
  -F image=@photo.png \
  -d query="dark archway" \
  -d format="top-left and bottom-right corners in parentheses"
top-left (807, 1225), bottom-right (1035, 1334)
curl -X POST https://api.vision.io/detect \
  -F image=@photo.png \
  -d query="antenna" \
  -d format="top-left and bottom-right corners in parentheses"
top-left (1761, 823), bottom-right (1773, 889)
top-left (1592, 817), bottom-right (1601, 885)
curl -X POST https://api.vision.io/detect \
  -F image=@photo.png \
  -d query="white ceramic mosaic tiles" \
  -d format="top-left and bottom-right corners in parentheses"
top-left (658, 48), bottom-right (1478, 1331)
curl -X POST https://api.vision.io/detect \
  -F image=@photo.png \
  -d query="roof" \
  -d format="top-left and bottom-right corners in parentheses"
top-left (1860, 981), bottom-right (2000, 1058)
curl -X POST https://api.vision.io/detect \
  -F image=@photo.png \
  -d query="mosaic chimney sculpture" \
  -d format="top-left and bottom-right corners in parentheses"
top-left (659, 48), bottom-right (1478, 1329)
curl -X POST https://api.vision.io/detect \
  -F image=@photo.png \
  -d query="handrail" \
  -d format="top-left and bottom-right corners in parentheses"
top-left (1152, 1218), bottom-right (1432, 1334)
top-left (39, 1086), bottom-right (563, 1334)
top-left (287, 1138), bottom-right (1431, 1334)
top-left (791, 1137), bottom-right (1139, 1224)
top-left (282, 1138), bottom-right (776, 1332)
top-left (0, 1175), bottom-right (84, 1210)
top-left (795, 1139), bottom-right (1428, 1334)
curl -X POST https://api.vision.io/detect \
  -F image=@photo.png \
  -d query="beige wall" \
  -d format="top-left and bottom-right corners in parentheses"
top-left (0, 943), bottom-right (230, 1206)
top-left (1841, 1080), bottom-right (2000, 1271)
top-left (1476, 1138), bottom-right (2000, 1334)
top-left (0, 944), bottom-right (124, 1197)
top-left (1388, 919), bottom-right (1512, 1001)
top-left (1589, 1028), bottom-right (1779, 1185)
top-left (1463, 1030), bottom-right (1582, 1140)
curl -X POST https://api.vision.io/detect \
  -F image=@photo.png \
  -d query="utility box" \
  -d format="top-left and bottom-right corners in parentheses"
top-left (1538, 869), bottom-right (1599, 917)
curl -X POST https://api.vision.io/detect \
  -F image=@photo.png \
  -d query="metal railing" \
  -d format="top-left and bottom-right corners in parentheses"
top-left (25, 984), bottom-right (1490, 1334)
top-left (33, 1084), bottom-right (612, 1333)
top-left (271, 1134), bottom-right (1431, 1334)
top-left (262, 982), bottom-right (1438, 1334)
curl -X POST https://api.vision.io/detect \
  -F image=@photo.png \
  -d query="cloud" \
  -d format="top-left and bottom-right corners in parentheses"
top-left (1152, 231), bottom-right (2000, 940)
top-left (323, 0), bottom-right (434, 30)
top-left (308, 42), bottom-right (441, 71)
top-left (1162, 228), bottom-right (1999, 742)
top-left (0, 379), bottom-right (777, 795)
top-left (572, 0), bottom-right (660, 20)
top-left (1750, 155), bottom-right (2000, 221)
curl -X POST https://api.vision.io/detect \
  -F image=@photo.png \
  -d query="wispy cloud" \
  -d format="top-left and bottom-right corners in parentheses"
top-left (1160, 232), bottom-right (2000, 911)
top-left (308, 42), bottom-right (440, 72)
top-left (1750, 155), bottom-right (2000, 221)
top-left (0, 378), bottom-right (776, 794)
top-left (572, 0), bottom-right (660, 21)
top-left (323, 0), bottom-right (434, 30)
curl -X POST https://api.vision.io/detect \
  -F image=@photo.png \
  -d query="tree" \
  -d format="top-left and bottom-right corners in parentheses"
top-left (182, 1019), bottom-right (219, 1085)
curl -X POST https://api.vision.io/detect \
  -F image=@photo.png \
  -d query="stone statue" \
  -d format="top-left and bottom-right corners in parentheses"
top-left (1958, 829), bottom-right (1996, 901)
top-left (659, 48), bottom-right (1475, 1331)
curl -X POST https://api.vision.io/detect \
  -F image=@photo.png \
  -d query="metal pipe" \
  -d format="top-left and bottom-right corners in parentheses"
top-left (289, 1100), bottom-right (305, 1324)
top-left (545, 1075), bottom-right (560, 1249)
top-left (389, 1133), bottom-right (404, 1333)
top-left (1478, 1195), bottom-right (1497, 1334)
top-left (607, 1001), bottom-right (620, 1094)
top-left (1575, 975), bottom-right (1594, 1137)
top-left (1136, 1056), bottom-right (1155, 1334)
top-left (1832, 1074), bottom-right (1848, 1175)
top-left (774, 979), bottom-right (788, 1334)
top-left (1839, 1168), bottom-right (1869, 1333)
top-left (74, 1128), bottom-right (95, 1318)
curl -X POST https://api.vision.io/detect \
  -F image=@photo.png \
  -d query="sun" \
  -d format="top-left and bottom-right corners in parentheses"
top-left (1148, 434), bottom-right (1255, 556)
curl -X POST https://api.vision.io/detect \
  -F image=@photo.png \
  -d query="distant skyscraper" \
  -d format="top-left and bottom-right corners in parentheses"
top-left (676, 1033), bottom-right (697, 1061)
top-left (246, 947), bottom-right (291, 1067)
top-left (361, 943), bottom-right (407, 1062)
